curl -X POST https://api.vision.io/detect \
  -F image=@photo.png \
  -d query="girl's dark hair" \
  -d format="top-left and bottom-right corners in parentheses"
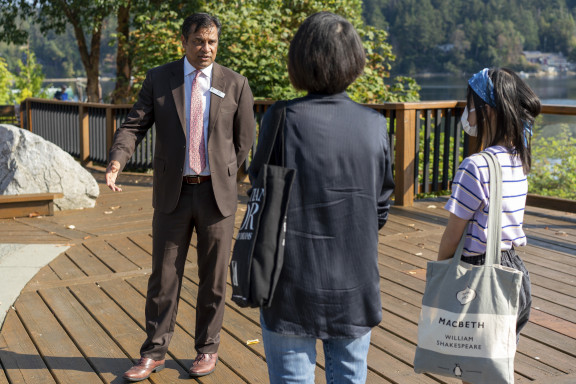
top-left (181, 13), bottom-right (221, 40)
top-left (288, 12), bottom-right (366, 94)
top-left (468, 68), bottom-right (541, 174)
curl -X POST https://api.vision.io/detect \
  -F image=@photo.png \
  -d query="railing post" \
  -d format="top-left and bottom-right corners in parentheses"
top-left (79, 103), bottom-right (91, 166)
top-left (106, 106), bottom-right (116, 163)
top-left (395, 107), bottom-right (416, 207)
top-left (25, 99), bottom-right (32, 132)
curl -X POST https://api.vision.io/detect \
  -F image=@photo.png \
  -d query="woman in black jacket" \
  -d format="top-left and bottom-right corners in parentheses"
top-left (250, 12), bottom-right (395, 384)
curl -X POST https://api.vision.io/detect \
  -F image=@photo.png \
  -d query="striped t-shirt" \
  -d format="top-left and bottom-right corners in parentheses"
top-left (444, 146), bottom-right (528, 256)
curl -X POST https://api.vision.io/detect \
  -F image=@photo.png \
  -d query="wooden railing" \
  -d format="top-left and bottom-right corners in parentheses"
top-left (17, 98), bottom-right (576, 208)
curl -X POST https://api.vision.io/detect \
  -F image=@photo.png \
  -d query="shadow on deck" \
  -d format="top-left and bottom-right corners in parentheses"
top-left (0, 171), bottom-right (575, 383)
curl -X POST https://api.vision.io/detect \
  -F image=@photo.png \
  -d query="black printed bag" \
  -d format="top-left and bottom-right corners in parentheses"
top-left (414, 152), bottom-right (523, 383)
top-left (230, 102), bottom-right (296, 308)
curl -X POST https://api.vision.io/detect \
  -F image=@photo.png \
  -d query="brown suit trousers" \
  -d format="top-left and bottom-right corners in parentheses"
top-left (140, 180), bottom-right (234, 358)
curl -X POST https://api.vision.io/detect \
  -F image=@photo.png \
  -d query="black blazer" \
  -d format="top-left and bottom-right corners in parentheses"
top-left (251, 92), bottom-right (394, 338)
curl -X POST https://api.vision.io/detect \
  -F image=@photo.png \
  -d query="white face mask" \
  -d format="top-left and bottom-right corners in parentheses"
top-left (461, 107), bottom-right (477, 136)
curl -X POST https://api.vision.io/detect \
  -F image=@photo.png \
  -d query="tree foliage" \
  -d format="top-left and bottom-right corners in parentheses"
top-left (208, 0), bottom-right (419, 102)
top-left (125, 0), bottom-right (418, 103)
top-left (363, 0), bottom-right (576, 75)
top-left (0, 50), bottom-right (48, 104)
top-left (0, 0), bottom-right (120, 101)
top-left (12, 50), bottom-right (48, 103)
top-left (0, 57), bottom-right (13, 104)
top-left (110, 0), bottom-right (202, 103)
top-left (1, 0), bottom-right (417, 103)
top-left (529, 126), bottom-right (576, 199)
top-left (125, 3), bottom-right (190, 98)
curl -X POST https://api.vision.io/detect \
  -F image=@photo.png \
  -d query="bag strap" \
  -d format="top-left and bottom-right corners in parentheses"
top-left (452, 151), bottom-right (502, 265)
top-left (480, 151), bottom-right (503, 266)
top-left (249, 101), bottom-right (287, 179)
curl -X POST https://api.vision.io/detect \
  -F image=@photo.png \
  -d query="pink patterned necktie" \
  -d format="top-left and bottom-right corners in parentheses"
top-left (189, 70), bottom-right (206, 174)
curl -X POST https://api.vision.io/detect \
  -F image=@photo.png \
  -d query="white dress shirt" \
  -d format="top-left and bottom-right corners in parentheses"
top-left (184, 57), bottom-right (212, 176)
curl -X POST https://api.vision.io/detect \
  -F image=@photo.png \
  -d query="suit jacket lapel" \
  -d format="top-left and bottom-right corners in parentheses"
top-left (209, 63), bottom-right (226, 139)
top-left (170, 58), bottom-right (186, 133)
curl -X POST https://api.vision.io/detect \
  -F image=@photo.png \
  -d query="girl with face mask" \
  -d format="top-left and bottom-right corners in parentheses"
top-left (439, 68), bottom-right (541, 384)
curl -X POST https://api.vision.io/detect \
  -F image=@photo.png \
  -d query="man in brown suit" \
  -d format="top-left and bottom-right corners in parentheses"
top-left (105, 13), bottom-right (254, 382)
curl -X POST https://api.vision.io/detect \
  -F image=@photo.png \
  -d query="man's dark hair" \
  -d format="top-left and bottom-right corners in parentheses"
top-left (288, 12), bottom-right (366, 94)
top-left (181, 13), bottom-right (221, 39)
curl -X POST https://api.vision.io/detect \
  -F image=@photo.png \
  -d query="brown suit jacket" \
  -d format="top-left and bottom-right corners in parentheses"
top-left (109, 58), bottom-right (255, 216)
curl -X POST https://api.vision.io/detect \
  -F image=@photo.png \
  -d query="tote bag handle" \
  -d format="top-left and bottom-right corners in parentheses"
top-left (453, 151), bottom-right (503, 266)
top-left (250, 101), bottom-right (288, 178)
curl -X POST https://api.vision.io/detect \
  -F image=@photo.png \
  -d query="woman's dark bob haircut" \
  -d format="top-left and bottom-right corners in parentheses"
top-left (288, 12), bottom-right (366, 94)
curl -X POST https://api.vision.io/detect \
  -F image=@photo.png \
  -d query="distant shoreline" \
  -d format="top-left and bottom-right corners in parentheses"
top-left (409, 70), bottom-right (576, 79)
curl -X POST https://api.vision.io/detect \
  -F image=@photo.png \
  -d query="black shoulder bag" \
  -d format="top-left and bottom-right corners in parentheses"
top-left (230, 101), bottom-right (296, 308)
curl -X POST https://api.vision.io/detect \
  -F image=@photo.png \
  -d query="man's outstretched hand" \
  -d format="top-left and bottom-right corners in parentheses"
top-left (106, 160), bottom-right (123, 192)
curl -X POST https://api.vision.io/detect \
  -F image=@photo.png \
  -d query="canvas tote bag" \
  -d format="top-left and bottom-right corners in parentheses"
top-left (413, 152), bottom-right (523, 383)
top-left (230, 101), bottom-right (296, 308)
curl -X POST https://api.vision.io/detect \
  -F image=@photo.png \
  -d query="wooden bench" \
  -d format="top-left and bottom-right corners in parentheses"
top-left (0, 193), bottom-right (64, 218)
top-left (0, 105), bottom-right (18, 126)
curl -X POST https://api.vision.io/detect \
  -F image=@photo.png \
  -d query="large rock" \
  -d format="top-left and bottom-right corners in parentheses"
top-left (0, 124), bottom-right (99, 210)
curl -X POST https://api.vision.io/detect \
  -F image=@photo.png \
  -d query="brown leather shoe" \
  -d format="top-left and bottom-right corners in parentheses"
top-left (123, 357), bottom-right (165, 382)
top-left (189, 353), bottom-right (218, 377)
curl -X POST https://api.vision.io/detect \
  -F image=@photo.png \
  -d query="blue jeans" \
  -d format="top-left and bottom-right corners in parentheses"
top-left (261, 319), bottom-right (371, 384)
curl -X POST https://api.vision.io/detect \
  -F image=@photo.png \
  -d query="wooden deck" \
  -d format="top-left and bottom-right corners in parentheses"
top-left (0, 171), bottom-right (575, 383)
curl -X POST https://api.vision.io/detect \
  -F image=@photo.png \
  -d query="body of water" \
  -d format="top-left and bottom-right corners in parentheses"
top-left (417, 74), bottom-right (576, 137)
top-left (417, 73), bottom-right (576, 105)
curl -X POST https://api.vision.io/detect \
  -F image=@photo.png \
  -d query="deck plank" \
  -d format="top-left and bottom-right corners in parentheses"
top-left (65, 245), bottom-right (113, 276)
top-left (96, 278), bottom-right (246, 383)
top-left (48, 251), bottom-right (87, 280)
top-left (1, 177), bottom-right (575, 383)
top-left (0, 311), bottom-right (56, 384)
top-left (128, 275), bottom-right (270, 384)
top-left (82, 239), bottom-right (141, 273)
top-left (14, 291), bottom-right (101, 383)
top-left (0, 357), bottom-right (8, 384)
top-left (39, 286), bottom-right (139, 383)
top-left (105, 236), bottom-right (152, 268)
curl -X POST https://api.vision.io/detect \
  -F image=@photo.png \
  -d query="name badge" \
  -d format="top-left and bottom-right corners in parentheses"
top-left (209, 87), bottom-right (225, 98)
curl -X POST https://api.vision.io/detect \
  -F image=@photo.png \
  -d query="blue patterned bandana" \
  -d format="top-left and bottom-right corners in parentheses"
top-left (468, 68), bottom-right (496, 107)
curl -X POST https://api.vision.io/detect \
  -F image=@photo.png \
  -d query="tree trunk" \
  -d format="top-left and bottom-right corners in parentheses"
top-left (62, 8), bottom-right (103, 103)
top-left (85, 24), bottom-right (102, 103)
top-left (112, 2), bottom-right (132, 104)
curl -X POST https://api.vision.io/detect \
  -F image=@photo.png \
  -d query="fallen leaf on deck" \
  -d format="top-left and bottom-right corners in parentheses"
top-left (427, 205), bottom-right (437, 209)
top-left (246, 339), bottom-right (260, 345)
top-left (104, 211), bottom-right (113, 214)
top-left (110, 205), bottom-right (121, 210)
top-left (66, 225), bottom-right (76, 229)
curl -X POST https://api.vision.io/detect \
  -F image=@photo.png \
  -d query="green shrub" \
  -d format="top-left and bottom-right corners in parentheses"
top-left (529, 126), bottom-right (576, 199)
